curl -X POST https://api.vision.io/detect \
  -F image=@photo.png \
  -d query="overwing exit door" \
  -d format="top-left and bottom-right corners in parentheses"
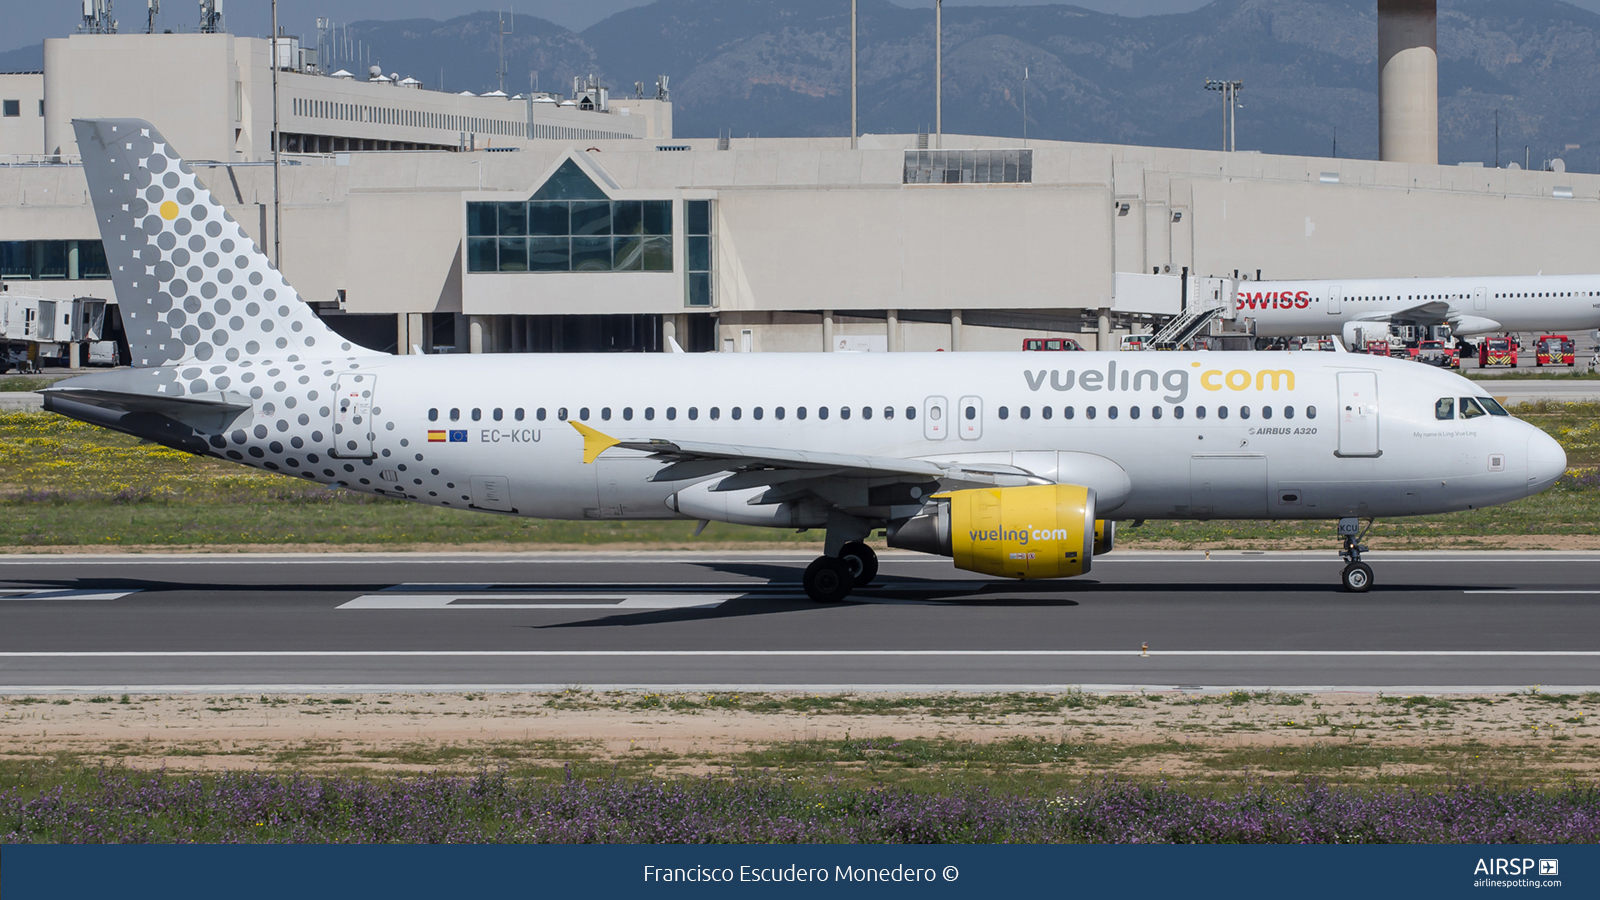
top-left (958, 396), bottom-right (983, 440)
top-left (923, 396), bottom-right (948, 440)
top-left (1335, 371), bottom-right (1381, 458)
top-left (331, 374), bottom-right (377, 458)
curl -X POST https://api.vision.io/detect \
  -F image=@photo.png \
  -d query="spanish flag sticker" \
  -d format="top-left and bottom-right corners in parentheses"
top-left (427, 430), bottom-right (447, 442)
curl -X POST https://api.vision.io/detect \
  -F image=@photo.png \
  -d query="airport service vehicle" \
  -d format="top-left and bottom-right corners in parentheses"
top-left (1119, 335), bottom-right (1151, 351)
top-left (1022, 338), bottom-right (1084, 351)
top-left (1479, 337), bottom-right (1519, 368)
top-left (41, 119), bottom-right (1569, 597)
top-left (1230, 276), bottom-right (1600, 343)
top-left (1535, 335), bottom-right (1576, 367)
top-left (1407, 341), bottom-right (1460, 369)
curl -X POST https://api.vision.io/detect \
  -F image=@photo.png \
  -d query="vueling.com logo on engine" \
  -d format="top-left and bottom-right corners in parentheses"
top-left (969, 527), bottom-right (1081, 545)
top-left (1023, 362), bottom-right (1296, 404)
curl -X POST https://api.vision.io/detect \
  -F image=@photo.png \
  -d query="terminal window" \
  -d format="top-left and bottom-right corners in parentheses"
top-left (467, 200), bottom-right (672, 273)
top-left (2, 101), bottom-right (19, 118)
top-left (0, 240), bottom-right (109, 280)
top-left (903, 149), bottom-right (1033, 185)
top-left (685, 200), bottom-right (713, 307)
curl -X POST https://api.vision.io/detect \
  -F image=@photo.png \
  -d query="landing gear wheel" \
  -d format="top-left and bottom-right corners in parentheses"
top-left (1341, 562), bottom-right (1373, 593)
top-left (803, 556), bottom-right (855, 603)
top-left (838, 541), bottom-right (879, 587)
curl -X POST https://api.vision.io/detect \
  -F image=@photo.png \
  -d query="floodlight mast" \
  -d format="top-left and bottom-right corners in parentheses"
top-left (1204, 79), bottom-right (1244, 152)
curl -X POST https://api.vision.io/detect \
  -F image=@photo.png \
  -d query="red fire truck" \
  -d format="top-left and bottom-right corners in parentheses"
top-left (1535, 334), bottom-right (1576, 367)
top-left (1478, 336), bottom-right (1519, 368)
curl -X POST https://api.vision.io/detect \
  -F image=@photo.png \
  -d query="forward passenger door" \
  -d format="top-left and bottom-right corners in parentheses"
top-left (1335, 371), bottom-right (1381, 458)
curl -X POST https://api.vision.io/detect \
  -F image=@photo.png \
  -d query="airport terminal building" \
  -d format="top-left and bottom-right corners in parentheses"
top-left (3, 25), bottom-right (1599, 358)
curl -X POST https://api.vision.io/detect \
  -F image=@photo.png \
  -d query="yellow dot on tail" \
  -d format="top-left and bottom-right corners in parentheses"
top-left (159, 201), bottom-right (180, 220)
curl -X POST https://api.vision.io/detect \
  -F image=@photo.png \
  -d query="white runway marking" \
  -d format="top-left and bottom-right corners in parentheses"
top-left (341, 582), bottom-right (975, 609)
top-left (0, 589), bottom-right (140, 601)
top-left (0, 650), bottom-right (1595, 658)
top-left (1465, 590), bottom-right (1600, 595)
top-left (340, 593), bottom-right (755, 611)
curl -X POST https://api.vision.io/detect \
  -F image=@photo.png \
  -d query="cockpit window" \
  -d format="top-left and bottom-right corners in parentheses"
top-left (1435, 398), bottom-right (1455, 420)
top-left (1459, 397), bottom-right (1487, 419)
top-left (1480, 397), bottom-right (1510, 416)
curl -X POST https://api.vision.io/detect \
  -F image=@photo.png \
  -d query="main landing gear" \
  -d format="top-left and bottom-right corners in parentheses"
top-left (1337, 517), bottom-right (1374, 593)
top-left (802, 543), bottom-right (879, 603)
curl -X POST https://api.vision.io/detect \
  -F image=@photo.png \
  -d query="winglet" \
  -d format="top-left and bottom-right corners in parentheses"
top-left (570, 421), bottom-right (622, 464)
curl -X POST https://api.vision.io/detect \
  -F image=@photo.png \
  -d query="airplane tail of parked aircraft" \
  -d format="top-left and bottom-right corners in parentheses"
top-left (72, 118), bottom-right (381, 369)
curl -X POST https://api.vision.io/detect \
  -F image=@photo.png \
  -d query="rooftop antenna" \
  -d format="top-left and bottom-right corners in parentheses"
top-left (146, 0), bottom-right (159, 34)
top-left (1022, 66), bottom-right (1028, 146)
top-left (198, 0), bottom-right (222, 34)
top-left (80, 0), bottom-right (118, 34)
top-left (496, 7), bottom-right (513, 95)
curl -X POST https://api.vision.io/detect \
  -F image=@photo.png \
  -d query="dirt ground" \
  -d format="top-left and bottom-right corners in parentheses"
top-left (3, 690), bottom-right (1595, 781)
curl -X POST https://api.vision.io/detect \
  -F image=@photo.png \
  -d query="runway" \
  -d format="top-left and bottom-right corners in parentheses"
top-left (0, 550), bottom-right (1596, 693)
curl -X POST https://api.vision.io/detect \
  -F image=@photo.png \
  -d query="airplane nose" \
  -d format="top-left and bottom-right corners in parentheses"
top-left (1526, 429), bottom-right (1567, 496)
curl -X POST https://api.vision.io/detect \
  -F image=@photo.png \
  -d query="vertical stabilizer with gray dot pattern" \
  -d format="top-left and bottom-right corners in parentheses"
top-left (73, 118), bottom-right (382, 368)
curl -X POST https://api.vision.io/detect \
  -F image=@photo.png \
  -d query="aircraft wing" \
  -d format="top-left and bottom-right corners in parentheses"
top-left (570, 422), bottom-right (1042, 492)
top-left (1348, 300), bottom-right (1452, 325)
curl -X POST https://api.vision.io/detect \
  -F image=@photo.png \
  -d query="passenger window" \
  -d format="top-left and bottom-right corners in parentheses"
top-left (1459, 397), bottom-right (1487, 419)
top-left (1151, 406), bottom-right (1162, 420)
top-left (710, 407), bottom-right (720, 420)
top-left (450, 408), bottom-right (461, 421)
top-left (1130, 406), bottom-right (1140, 420)
top-left (493, 408), bottom-right (503, 421)
top-left (688, 407), bottom-right (699, 420)
top-left (862, 407), bottom-right (872, 420)
top-left (1260, 406), bottom-right (1271, 420)
top-left (906, 407), bottom-right (916, 421)
top-left (557, 408), bottom-right (568, 421)
top-left (1174, 406), bottom-right (1185, 419)
top-left (645, 407), bottom-right (655, 421)
top-left (537, 408), bottom-right (547, 421)
top-left (998, 407), bottom-right (1010, 420)
top-left (1196, 406), bottom-right (1207, 419)
top-left (1283, 406), bottom-right (1294, 420)
top-left (776, 407), bottom-right (786, 420)
top-left (1042, 406), bottom-right (1053, 420)
top-left (731, 407), bottom-right (741, 420)
top-left (965, 406), bottom-right (976, 420)
top-left (1020, 406), bottom-right (1031, 420)
top-left (428, 408), bottom-right (439, 422)
top-left (601, 408), bottom-right (612, 421)
top-left (1087, 406), bottom-right (1097, 420)
top-left (797, 407), bottom-right (807, 420)
top-left (579, 408), bottom-right (590, 421)
top-left (839, 407), bottom-right (850, 420)
top-left (819, 407), bottom-right (829, 420)
top-left (1306, 406), bottom-right (1317, 420)
top-left (472, 408), bottom-right (482, 421)
top-left (1435, 398), bottom-right (1455, 420)
top-left (1481, 398), bottom-right (1510, 417)
top-left (515, 408), bottom-right (525, 421)
top-left (1240, 406), bottom-right (1250, 420)
top-left (1108, 406), bottom-right (1118, 420)
top-left (754, 407), bottom-right (764, 420)
top-left (1218, 407), bottom-right (1229, 420)
top-left (1065, 406), bottom-right (1075, 420)
top-left (667, 407), bottom-right (677, 421)
top-left (884, 406), bottom-right (894, 420)
top-left (623, 408), bottom-right (634, 421)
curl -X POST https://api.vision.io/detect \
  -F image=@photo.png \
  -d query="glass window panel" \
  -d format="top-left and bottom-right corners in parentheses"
top-left (466, 202), bottom-right (498, 237)
top-left (0, 242), bottom-right (26, 278)
top-left (642, 236), bottom-right (672, 271)
top-left (527, 202), bottom-right (569, 236)
top-left (529, 159), bottom-right (609, 201)
top-left (527, 236), bottom-right (570, 272)
top-left (497, 202), bottom-right (527, 237)
top-left (687, 272), bottom-right (712, 307)
top-left (642, 201), bottom-right (672, 236)
top-left (688, 236), bottom-right (711, 272)
top-left (570, 201), bottom-right (612, 236)
top-left (467, 237), bottom-right (498, 272)
top-left (612, 201), bottom-right (643, 236)
top-left (686, 200), bottom-right (711, 236)
top-left (78, 241), bottom-right (109, 279)
top-left (612, 236), bottom-right (644, 271)
top-left (497, 237), bottom-right (528, 272)
top-left (571, 236), bottom-right (612, 271)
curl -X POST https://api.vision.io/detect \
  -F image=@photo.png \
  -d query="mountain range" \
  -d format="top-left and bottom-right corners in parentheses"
top-left (5, 0), bottom-right (1599, 170)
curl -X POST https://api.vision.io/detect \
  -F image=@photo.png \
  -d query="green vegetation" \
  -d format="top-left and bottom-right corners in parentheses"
top-left (0, 401), bottom-right (1592, 549)
top-left (0, 376), bottom-right (67, 392)
top-left (1467, 370), bottom-right (1600, 381)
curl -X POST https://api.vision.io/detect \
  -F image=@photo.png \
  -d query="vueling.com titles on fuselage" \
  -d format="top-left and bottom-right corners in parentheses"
top-left (1022, 362), bottom-right (1298, 404)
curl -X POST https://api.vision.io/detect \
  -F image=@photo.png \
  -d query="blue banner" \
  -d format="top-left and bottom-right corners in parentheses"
top-left (3, 844), bottom-right (1594, 899)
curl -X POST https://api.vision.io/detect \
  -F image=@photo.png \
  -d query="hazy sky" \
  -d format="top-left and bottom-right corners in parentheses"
top-left (6, 0), bottom-right (1600, 55)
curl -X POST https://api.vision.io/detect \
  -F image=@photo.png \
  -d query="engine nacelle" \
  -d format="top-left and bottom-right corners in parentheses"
top-left (888, 484), bottom-right (1099, 579)
top-left (668, 480), bottom-right (831, 529)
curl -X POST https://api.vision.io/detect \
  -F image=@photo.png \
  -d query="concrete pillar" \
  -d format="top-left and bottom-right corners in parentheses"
top-left (468, 315), bottom-right (486, 353)
top-left (1097, 308), bottom-right (1112, 352)
top-left (950, 309), bottom-right (962, 352)
top-left (1378, 0), bottom-right (1438, 165)
top-left (68, 341), bottom-right (80, 370)
top-left (886, 309), bottom-right (899, 352)
top-left (396, 314), bottom-right (409, 355)
top-left (407, 313), bottom-right (425, 354)
top-left (822, 309), bottom-right (834, 352)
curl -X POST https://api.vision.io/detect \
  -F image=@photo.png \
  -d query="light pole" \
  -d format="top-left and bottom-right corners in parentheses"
top-left (271, 0), bottom-right (282, 267)
top-left (850, 0), bottom-right (857, 150)
top-left (934, 0), bottom-right (941, 150)
top-left (1204, 79), bottom-right (1243, 152)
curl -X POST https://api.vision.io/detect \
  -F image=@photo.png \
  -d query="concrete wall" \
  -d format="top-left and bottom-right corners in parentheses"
top-left (0, 74), bottom-right (46, 158)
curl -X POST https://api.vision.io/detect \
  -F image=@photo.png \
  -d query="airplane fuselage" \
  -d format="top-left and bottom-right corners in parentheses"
top-left (1232, 274), bottom-right (1600, 337)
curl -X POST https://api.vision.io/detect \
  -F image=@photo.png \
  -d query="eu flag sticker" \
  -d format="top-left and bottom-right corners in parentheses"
top-left (448, 430), bottom-right (468, 442)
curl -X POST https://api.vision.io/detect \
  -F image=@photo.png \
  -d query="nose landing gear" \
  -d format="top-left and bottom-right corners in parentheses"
top-left (1337, 517), bottom-right (1374, 593)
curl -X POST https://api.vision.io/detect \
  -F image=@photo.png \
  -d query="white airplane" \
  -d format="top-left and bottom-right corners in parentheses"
top-left (1232, 275), bottom-right (1600, 344)
top-left (44, 119), bottom-right (1567, 598)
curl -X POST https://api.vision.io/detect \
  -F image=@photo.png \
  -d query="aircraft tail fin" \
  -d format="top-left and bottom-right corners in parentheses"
top-left (72, 118), bottom-right (381, 368)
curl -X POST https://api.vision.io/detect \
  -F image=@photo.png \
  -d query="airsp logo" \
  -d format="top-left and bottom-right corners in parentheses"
top-left (1540, 860), bottom-right (1559, 877)
top-left (1473, 858), bottom-right (1552, 876)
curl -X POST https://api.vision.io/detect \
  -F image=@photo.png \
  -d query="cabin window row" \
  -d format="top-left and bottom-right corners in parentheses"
top-left (428, 406), bottom-right (924, 423)
top-left (993, 405), bottom-right (1316, 421)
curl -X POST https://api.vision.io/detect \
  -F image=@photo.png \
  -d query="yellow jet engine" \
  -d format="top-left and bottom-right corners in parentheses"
top-left (887, 484), bottom-right (1111, 579)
